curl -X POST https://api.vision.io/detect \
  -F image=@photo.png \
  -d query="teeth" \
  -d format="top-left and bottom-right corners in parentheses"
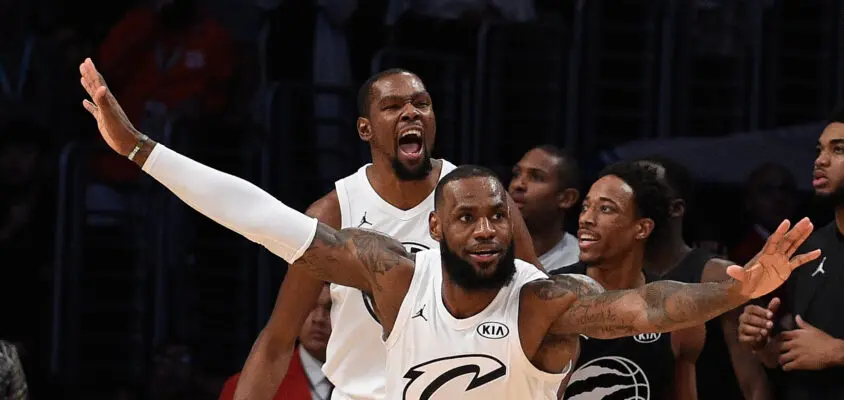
top-left (401, 129), bottom-right (422, 138)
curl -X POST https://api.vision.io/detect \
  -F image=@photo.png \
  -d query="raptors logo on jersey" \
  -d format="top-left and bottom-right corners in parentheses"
top-left (566, 356), bottom-right (650, 400)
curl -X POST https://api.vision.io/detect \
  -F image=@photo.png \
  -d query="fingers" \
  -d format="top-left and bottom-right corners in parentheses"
top-left (739, 305), bottom-right (774, 327)
top-left (774, 217), bottom-right (807, 256)
top-left (738, 305), bottom-right (773, 344)
top-left (82, 99), bottom-right (98, 115)
top-left (93, 86), bottom-right (109, 107)
top-left (726, 264), bottom-right (746, 281)
top-left (782, 218), bottom-right (814, 256)
top-left (767, 297), bottom-right (781, 313)
top-left (763, 219), bottom-right (791, 255)
top-left (738, 323), bottom-right (768, 343)
top-left (788, 249), bottom-right (822, 271)
top-left (79, 58), bottom-right (108, 100)
top-left (794, 315), bottom-right (814, 330)
top-left (781, 360), bottom-right (800, 372)
top-left (779, 349), bottom-right (799, 366)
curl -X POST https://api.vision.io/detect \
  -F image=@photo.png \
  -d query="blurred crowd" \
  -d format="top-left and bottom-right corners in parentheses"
top-left (0, 0), bottom-right (839, 399)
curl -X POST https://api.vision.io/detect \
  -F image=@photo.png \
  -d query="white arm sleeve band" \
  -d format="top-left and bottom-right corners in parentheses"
top-left (141, 144), bottom-right (319, 264)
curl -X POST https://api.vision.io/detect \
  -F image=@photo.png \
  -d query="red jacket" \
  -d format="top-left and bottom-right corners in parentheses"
top-left (218, 347), bottom-right (311, 400)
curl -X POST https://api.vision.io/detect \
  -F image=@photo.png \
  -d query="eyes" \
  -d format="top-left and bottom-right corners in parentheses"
top-left (458, 212), bottom-right (505, 223)
top-left (581, 202), bottom-right (615, 214)
top-left (512, 168), bottom-right (545, 183)
top-left (381, 99), bottom-right (431, 112)
top-left (816, 145), bottom-right (844, 156)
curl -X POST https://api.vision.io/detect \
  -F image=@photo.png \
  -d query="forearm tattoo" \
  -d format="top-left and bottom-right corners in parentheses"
top-left (557, 279), bottom-right (745, 339)
top-left (294, 224), bottom-right (411, 292)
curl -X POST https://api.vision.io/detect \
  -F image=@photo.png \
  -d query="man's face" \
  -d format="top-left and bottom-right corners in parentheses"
top-left (431, 177), bottom-right (516, 290)
top-left (359, 72), bottom-right (436, 181)
top-left (814, 122), bottom-right (844, 204)
top-left (578, 175), bottom-right (652, 265)
top-left (746, 166), bottom-right (796, 231)
top-left (509, 148), bottom-right (573, 227)
top-left (299, 285), bottom-right (332, 362)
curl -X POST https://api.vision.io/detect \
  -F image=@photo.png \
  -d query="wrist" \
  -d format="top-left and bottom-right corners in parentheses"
top-left (833, 339), bottom-right (844, 367)
top-left (128, 135), bottom-right (157, 168)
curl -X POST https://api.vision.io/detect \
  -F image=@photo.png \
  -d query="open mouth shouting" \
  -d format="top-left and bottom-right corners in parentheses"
top-left (398, 127), bottom-right (424, 163)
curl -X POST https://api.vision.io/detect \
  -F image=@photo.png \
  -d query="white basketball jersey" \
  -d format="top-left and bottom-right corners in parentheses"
top-left (326, 160), bottom-right (457, 400)
top-left (384, 249), bottom-right (568, 400)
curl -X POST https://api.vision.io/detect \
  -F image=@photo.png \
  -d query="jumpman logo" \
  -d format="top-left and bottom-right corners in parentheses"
top-left (412, 305), bottom-right (427, 322)
top-left (812, 257), bottom-right (827, 277)
top-left (358, 212), bottom-right (373, 228)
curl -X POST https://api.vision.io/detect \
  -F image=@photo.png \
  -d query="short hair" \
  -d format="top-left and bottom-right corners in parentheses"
top-left (598, 161), bottom-right (671, 245)
top-left (637, 155), bottom-right (695, 205)
top-left (533, 144), bottom-right (581, 190)
top-left (435, 165), bottom-right (502, 210)
top-left (356, 68), bottom-right (416, 118)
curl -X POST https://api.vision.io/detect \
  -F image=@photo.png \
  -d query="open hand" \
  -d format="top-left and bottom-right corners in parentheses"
top-left (726, 218), bottom-right (821, 299)
top-left (79, 57), bottom-right (141, 156)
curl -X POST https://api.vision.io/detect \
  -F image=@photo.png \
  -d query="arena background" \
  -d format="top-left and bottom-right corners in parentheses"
top-left (0, 0), bottom-right (840, 398)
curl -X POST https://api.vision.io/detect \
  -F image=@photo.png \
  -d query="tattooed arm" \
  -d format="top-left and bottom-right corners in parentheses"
top-left (543, 277), bottom-right (747, 339)
top-left (295, 224), bottom-right (414, 293)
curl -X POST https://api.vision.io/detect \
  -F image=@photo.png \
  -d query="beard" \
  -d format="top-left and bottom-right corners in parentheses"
top-left (391, 148), bottom-right (433, 181)
top-left (814, 185), bottom-right (844, 209)
top-left (440, 236), bottom-right (517, 291)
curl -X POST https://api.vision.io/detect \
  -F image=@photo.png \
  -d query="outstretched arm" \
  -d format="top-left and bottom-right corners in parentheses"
top-left (545, 276), bottom-right (746, 339)
top-left (541, 218), bottom-right (819, 339)
top-left (78, 58), bottom-right (415, 298)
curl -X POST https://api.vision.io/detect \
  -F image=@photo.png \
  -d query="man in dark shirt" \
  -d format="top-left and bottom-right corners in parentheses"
top-left (640, 156), bottom-right (772, 400)
top-left (739, 110), bottom-right (844, 399)
top-left (551, 161), bottom-right (705, 399)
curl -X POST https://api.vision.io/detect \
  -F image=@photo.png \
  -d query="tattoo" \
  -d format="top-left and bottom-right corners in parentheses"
top-left (295, 224), bottom-right (411, 292)
top-left (557, 279), bottom-right (745, 339)
top-left (540, 274), bottom-right (606, 299)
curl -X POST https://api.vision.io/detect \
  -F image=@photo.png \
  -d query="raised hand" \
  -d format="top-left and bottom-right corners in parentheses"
top-left (78, 58), bottom-right (141, 156)
top-left (726, 218), bottom-right (820, 299)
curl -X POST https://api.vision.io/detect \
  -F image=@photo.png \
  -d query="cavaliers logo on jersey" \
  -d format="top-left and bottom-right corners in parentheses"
top-left (361, 242), bottom-right (430, 323)
top-left (402, 354), bottom-right (506, 399)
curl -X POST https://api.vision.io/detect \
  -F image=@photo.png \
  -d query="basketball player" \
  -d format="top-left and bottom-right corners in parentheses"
top-left (551, 161), bottom-right (705, 399)
top-left (80, 58), bottom-right (820, 399)
top-left (640, 156), bottom-right (772, 400)
top-left (84, 60), bottom-right (540, 399)
top-left (509, 145), bottom-right (581, 272)
top-left (737, 110), bottom-right (844, 399)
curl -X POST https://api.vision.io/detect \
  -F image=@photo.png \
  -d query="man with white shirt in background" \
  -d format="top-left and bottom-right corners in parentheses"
top-left (509, 145), bottom-right (581, 271)
top-left (219, 284), bottom-right (333, 400)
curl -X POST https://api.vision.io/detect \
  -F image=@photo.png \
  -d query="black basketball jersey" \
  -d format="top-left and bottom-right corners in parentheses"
top-left (663, 248), bottom-right (745, 400)
top-left (552, 262), bottom-right (676, 400)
